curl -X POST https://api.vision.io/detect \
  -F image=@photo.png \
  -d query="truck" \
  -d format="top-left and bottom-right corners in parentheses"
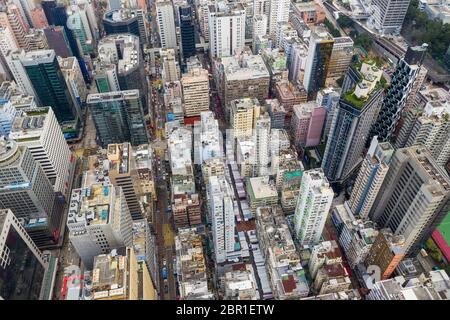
top-left (162, 267), bottom-right (168, 279)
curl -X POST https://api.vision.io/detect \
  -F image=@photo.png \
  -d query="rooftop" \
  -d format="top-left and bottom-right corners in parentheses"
top-left (247, 176), bottom-right (278, 200)
top-left (222, 53), bottom-right (270, 81)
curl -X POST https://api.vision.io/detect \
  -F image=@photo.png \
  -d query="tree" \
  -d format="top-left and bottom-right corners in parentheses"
top-left (354, 33), bottom-right (373, 51)
top-left (337, 15), bottom-right (354, 29)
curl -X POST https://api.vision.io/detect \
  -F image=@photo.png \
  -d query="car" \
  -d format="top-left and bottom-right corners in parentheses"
top-left (163, 259), bottom-right (167, 266)
top-left (164, 285), bottom-right (169, 294)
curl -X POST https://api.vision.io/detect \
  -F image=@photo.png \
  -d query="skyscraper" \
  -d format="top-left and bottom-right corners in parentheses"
top-left (370, 44), bottom-right (427, 142)
top-left (348, 136), bottom-right (394, 218)
top-left (294, 168), bottom-right (334, 245)
top-left (322, 60), bottom-right (385, 182)
top-left (208, 175), bottom-right (236, 263)
top-left (156, 0), bottom-right (177, 50)
top-left (43, 26), bottom-right (73, 58)
top-left (369, 145), bottom-right (450, 255)
top-left (102, 9), bottom-right (144, 44)
top-left (0, 209), bottom-right (49, 300)
top-left (20, 49), bottom-right (78, 123)
top-left (87, 90), bottom-right (148, 147)
top-left (303, 28), bottom-right (334, 101)
top-left (0, 138), bottom-right (59, 247)
top-left (179, 4), bottom-right (196, 60)
top-left (10, 107), bottom-right (73, 199)
top-left (208, 2), bottom-right (246, 59)
top-left (96, 34), bottom-right (148, 113)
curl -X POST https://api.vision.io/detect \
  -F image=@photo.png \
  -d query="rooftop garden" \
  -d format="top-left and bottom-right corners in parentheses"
top-left (25, 108), bottom-right (49, 116)
top-left (342, 90), bottom-right (368, 109)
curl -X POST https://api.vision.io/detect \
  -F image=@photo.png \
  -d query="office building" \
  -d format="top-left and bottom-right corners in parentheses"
top-left (156, 0), bottom-right (177, 49)
top-left (58, 56), bottom-right (88, 109)
top-left (303, 27), bottom-right (334, 100)
top-left (67, 183), bottom-right (133, 268)
top-left (349, 137), bottom-right (394, 218)
top-left (10, 107), bottom-right (73, 199)
top-left (66, 5), bottom-right (95, 56)
top-left (369, 0), bottom-right (412, 35)
top-left (0, 139), bottom-right (59, 247)
top-left (370, 44), bottom-right (427, 142)
top-left (181, 67), bottom-right (210, 117)
top-left (20, 49), bottom-right (78, 123)
top-left (294, 169), bottom-right (334, 245)
top-left (96, 34), bottom-right (148, 112)
top-left (175, 227), bottom-right (214, 300)
top-left (291, 102), bottom-right (326, 148)
top-left (322, 60), bottom-right (385, 182)
top-left (44, 26), bottom-right (73, 58)
top-left (87, 90), bottom-right (148, 147)
top-left (0, 209), bottom-right (50, 300)
top-left (369, 146), bottom-right (450, 255)
top-left (4, 50), bottom-right (37, 100)
top-left (103, 9), bottom-right (146, 45)
top-left (89, 247), bottom-right (157, 300)
top-left (364, 228), bottom-right (406, 280)
top-left (208, 2), bottom-right (246, 59)
top-left (209, 175), bottom-right (236, 263)
top-left (179, 4), bottom-right (196, 60)
top-left (327, 37), bottom-right (354, 79)
top-left (256, 206), bottom-right (309, 299)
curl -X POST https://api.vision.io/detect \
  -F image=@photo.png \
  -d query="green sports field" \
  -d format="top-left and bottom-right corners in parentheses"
top-left (438, 212), bottom-right (450, 245)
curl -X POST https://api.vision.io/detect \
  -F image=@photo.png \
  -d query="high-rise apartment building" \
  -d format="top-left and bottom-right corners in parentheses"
top-left (369, 0), bottom-right (412, 35)
top-left (67, 183), bottom-right (133, 268)
top-left (291, 102), bottom-right (326, 148)
top-left (349, 136), bottom-right (394, 218)
top-left (181, 67), bottom-right (210, 117)
top-left (303, 27), bottom-right (334, 101)
top-left (160, 48), bottom-right (180, 83)
top-left (294, 169), bottom-right (334, 245)
top-left (156, 0), bottom-right (178, 49)
top-left (58, 56), bottom-right (88, 110)
top-left (369, 146), bottom-right (450, 255)
top-left (370, 44), bottom-right (427, 142)
top-left (208, 2), bottom-right (246, 59)
top-left (87, 90), bottom-right (148, 147)
top-left (268, 0), bottom-right (290, 37)
top-left (256, 206), bottom-right (310, 299)
top-left (230, 98), bottom-right (259, 138)
top-left (322, 60), bottom-right (385, 182)
top-left (252, 14), bottom-right (268, 53)
top-left (20, 49), bottom-right (78, 123)
top-left (0, 5), bottom-right (30, 51)
top-left (217, 52), bottom-right (270, 114)
top-left (208, 175), bottom-right (236, 264)
top-left (395, 98), bottom-right (450, 166)
top-left (10, 107), bottom-right (73, 199)
top-left (30, 7), bottom-right (48, 29)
